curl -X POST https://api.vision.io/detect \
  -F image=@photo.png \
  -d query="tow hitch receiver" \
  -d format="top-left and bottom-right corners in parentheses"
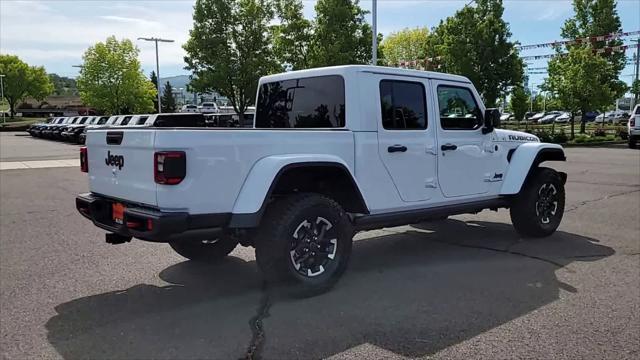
top-left (106, 233), bottom-right (132, 245)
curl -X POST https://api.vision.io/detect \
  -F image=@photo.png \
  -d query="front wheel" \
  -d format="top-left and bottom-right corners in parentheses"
top-left (510, 167), bottom-right (566, 238)
top-left (255, 193), bottom-right (353, 297)
top-left (169, 235), bottom-right (238, 262)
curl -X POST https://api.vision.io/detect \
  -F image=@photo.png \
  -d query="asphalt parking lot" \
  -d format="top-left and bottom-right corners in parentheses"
top-left (1, 133), bottom-right (639, 359)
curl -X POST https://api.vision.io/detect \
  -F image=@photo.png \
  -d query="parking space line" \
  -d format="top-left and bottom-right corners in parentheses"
top-left (0, 159), bottom-right (80, 171)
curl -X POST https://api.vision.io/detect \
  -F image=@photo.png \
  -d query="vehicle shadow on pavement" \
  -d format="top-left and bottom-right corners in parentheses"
top-left (45, 219), bottom-right (614, 359)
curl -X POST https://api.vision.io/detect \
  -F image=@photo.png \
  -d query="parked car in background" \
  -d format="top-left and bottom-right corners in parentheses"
top-left (595, 112), bottom-right (615, 124)
top-left (198, 102), bottom-right (219, 114)
top-left (628, 104), bottom-right (640, 148)
top-left (538, 111), bottom-right (562, 124)
top-left (500, 113), bottom-right (512, 122)
top-left (28, 117), bottom-right (57, 137)
top-left (529, 112), bottom-right (546, 123)
top-left (595, 111), bottom-right (627, 124)
top-left (554, 112), bottom-right (572, 123)
top-left (79, 116), bottom-right (112, 144)
top-left (180, 104), bottom-right (199, 113)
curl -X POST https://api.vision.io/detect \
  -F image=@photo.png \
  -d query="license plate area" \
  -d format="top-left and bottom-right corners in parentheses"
top-left (112, 202), bottom-right (126, 224)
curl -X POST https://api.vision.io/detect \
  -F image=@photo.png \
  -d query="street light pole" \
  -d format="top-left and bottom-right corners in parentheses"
top-left (0, 74), bottom-right (5, 124)
top-left (372, 0), bottom-right (377, 66)
top-left (138, 37), bottom-right (174, 113)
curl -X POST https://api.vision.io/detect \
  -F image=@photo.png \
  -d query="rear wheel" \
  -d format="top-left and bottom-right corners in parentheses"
top-left (629, 137), bottom-right (637, 149)
top-left (510, 167), bottom-right (565, 238)
top-left (169, 235), bottom-right (238, 262)
top-left (255, 193), bottom-right (353, 297)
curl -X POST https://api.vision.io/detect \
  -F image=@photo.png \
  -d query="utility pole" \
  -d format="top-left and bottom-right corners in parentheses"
top-left (0, 74), bottom-right (5, 123)
top-left (138, 37), bottom-right (174, 113)
top-left (634, 39), bottom-right (639, 106)
top-left (372, 0), bottom-right (377, 66)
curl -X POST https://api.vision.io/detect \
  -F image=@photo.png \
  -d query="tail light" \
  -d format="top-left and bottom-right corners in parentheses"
top-left (631, 118), bottom-right (635, 127)
top-left (154, 151), bottom-right (186, 185)
top-left (80, 147), bottom-right (88, 173)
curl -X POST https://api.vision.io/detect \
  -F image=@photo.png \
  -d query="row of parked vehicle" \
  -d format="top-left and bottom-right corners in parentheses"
top-left (500, 110), bottom-right (631, 124)
top-left (27, 113), bottom-right (209, 144)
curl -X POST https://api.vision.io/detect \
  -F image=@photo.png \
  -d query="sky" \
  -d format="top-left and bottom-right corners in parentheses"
top-left (1, 0), bottom-right (639, 90)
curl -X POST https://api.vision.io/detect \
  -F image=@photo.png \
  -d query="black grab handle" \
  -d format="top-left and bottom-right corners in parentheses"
top-left (387, 145), bottom-right (407, 153)
top-left (440, 144), bottom-right (457, 151)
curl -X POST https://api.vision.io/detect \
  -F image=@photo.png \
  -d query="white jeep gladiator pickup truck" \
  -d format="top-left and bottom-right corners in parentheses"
top-left (76, 65), bottom-right (567, 295)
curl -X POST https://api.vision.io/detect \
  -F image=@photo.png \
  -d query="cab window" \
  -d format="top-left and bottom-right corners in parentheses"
top-left (255, 75), bottom-right (345, 128)
top-left (120, 116), bottom-right (132, 125)
top-left (379, 80), bottom-right (427, 130)
top-left (437, 86), bottom-right (482, 130)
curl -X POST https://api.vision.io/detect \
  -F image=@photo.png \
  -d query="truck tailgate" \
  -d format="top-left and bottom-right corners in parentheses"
top-left (86, 129), bottom-right (158, 206)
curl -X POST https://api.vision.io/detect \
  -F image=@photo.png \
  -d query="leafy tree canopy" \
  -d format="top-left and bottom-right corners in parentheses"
top-left (0, 54), bottom-right (54, 117)
top-left (428, 0), bottom-right (524, 107)
top-left (77, 36), bottom-right (156, 115)
top-left (509, 86), bottom-right (529, 121)
top-left (381, 27), bottom-right (429, 67)
top-left (308, 0), bottom-right (372, 67)
top-left (48, 73), bottom-right (77, 96)
top-left (184, 0), bottom-right (279, 115)
top-left (272, 0), bottom-right (312, 71)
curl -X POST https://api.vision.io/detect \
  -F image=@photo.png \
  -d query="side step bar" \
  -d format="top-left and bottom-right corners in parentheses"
top-left (352, 198), bottom-right (510, 231)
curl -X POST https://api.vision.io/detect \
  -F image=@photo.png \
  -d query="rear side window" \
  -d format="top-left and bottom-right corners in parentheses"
top-left (79, 117), bottom-right (88, 124)
top-left (255, 75), bottom-right (345, 128)
top-left (120, 116), bottom-right (132, 125)
top-left (635, 106), bottom-right (640, 115)
top-left (437, 86), bottom-right (482, 130)
top-left (97, 117), bottom-right (109, 125)
top-left (379, 80), bottom-right (427, 130)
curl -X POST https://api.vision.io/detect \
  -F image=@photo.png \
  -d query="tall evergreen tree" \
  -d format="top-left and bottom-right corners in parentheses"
top-left (150, 71), bottom-right (159, 113)
top-left (308, 0), bottom-right (372, 67)
top-left (161, 81), bottom-right (176, 112)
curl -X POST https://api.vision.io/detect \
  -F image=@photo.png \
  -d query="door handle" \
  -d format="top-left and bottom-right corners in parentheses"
top-left (441, 143), bottom-right (457, 151)
top-left (387, 145), bottom-right (407, 153)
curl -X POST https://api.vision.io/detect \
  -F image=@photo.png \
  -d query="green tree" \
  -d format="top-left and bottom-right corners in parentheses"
top-left (544, 47), bottom-right (626, 138)
top-left (428, 0), bottom-right (524, 107)
top-left (308, 0), bottom-right (372, 67)
top-left (544, 0), bottom-right (627, 135)
top-left (510, 86), bottom-right (529, 122)
top-left (0, 55), bottom-right (54, 118)
top-left (161, 81), bottom-right (177, 112)
top-left (381, 27), bottom-right (429, 68)
top-left (184, 0), bottom-right (278, 115)
top-left (150, 70), bottom-right (159, 113)
top-left (272, 0), bottom-right (312, 70)
top-left (630, 79), bottom-right (639, 103)
top-left (77, 36), bottom-right (156, 115)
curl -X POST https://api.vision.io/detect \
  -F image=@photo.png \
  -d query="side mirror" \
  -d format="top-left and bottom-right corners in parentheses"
top-left (482, 108), bottom-right (501, 134)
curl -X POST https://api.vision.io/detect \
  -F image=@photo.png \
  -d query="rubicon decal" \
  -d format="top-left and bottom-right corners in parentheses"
top-left (508, 134), bottom-right (538, 142)
top-left (105, 151), bottom-right (125, 170)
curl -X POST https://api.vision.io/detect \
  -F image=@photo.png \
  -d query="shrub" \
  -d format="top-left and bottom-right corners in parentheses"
top-left (574, 134), bottom-right (590, 143)
top-left (552, 131), bottom-right (568, 144)
top-left (592, 128), bottom-right (607, 137)
top-left (531, 129), bottom-right (553, 143)
top-left (615, 126), bottom-right (628, 139)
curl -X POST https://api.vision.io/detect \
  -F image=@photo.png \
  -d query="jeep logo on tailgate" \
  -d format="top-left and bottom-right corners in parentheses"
top-left (105, 151), bottom-right (124, 170)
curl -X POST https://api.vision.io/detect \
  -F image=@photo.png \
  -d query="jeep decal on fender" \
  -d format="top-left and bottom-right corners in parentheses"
top-left (105, 151), bottom-right (124, 170)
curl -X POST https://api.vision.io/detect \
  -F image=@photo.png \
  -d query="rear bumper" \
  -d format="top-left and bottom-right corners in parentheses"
top-left (76, 192), bottom-right (230, 242)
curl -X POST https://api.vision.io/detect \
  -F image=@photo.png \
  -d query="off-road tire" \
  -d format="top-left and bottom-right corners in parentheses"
top-left (255, 193), bottom-right (353, 297)
top-left (169, 236), bottom-right (238, 262)
top-left (629, 138), bottom-right (637, 149)
top-left (510, 167), bottom-right (565, 238)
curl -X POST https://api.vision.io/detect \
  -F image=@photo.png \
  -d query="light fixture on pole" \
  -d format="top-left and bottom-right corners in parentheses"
top-left (137, 37), bottom-right (175, 113)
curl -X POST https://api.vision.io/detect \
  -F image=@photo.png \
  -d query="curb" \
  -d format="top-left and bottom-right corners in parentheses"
top-left (561, 141), bottom-right (627, 148)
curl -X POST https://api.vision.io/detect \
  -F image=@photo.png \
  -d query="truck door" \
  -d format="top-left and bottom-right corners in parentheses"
top-left (376, 77), bottom-right (438, 202)
top-left (432, 81), bottom-right (493, 197)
